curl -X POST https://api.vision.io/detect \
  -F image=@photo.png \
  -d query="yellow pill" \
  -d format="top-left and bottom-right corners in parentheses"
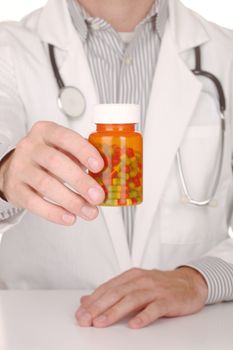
top-left (129, 182), bottom-right (136, 189)
top-left (108, 192), bottom-right (121, 200)
top-left (114, 164), bottom-right (121, 172)
top-left (130, 157), bottom-right (137, 164)
top-left (108, 185), bottom-right (122, 192)
top-left (112, 179), bottom-right (121, 185)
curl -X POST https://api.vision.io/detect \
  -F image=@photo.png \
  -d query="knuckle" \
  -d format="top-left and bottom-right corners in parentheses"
top-left (88, 302), bottom-right (102, 316)
top-left (106, 287), bottom-right (122, 301)
top-left (36, 175), bottom-right (51, 194)
top-left (46, 151), bottom-right (61, 168)
top-left (9, 156), bottom-right (25, 175)
top-left (31, 121), bottom-right (55, 134)
top-left (4, 184), bottom-right (15, 204)
top-left (78, 140), bottom-right (97, 162)
top-left (129, 267), bottom-right (144, 277)
top-left (94, 284), bottom-right (107, 296)
top-left (23, 193), bottom-right (35, 210)
top-left (16, 137), bottom-right (31, 154)
top-left (55, 128), bottom-right (77, 148)
top-left (80, 295), bottom-right (89, 304)
top-left (123, 294), bottom-right (138, 309)
top-left (108, 304), bottom-right (121, 319)
top-left (68, 196), bottom-right (83, 214)
top-left (158, 299), bottom-right (169, 315)
top-left (3, 167), bottom-right (19, 197)
top-left (31, 121), bottom-right (46, 134)
top-left (137, 276), bottom-right (155, 288)
top-left (140, 310), bottom-right (151, 324)
top-left (74, 174), bottom-right (88, 192)
top-left (78, 140), bottom-right (89, 156)
top-left (46, 209), bottom-right (59, 223)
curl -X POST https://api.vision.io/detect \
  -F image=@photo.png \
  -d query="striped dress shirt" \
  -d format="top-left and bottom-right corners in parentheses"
top-left (67, 0), bottom-right (233, 305)
top-left (68, 0), bottom-right (168, 251)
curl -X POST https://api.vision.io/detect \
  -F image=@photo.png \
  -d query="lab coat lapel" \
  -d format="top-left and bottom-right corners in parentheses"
top-left (131, 6), bottom-right (209, 267)
top-left (37, 0), bottom-right (131, 272)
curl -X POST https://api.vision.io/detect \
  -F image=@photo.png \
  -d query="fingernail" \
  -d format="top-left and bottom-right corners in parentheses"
top-left (88, 187), bottom-right (103, 203)
top-left (81, 206), bottom-right (97, 219)
top-left (62, 213), bottom-right (76, 225)
top-left (88, 157), bottom-right (101, 171)
top-left (94, 315), bottom-right (108, 324)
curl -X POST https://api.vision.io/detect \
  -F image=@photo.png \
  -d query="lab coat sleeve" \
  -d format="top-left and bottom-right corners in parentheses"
top-left (184, 255), bottom-right (233, 304)
top-left (0, 28), bottom-right (27, 234)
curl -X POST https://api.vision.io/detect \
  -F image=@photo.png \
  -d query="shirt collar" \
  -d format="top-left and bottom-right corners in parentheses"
top-left (67, 0), bottom-right (168, 42)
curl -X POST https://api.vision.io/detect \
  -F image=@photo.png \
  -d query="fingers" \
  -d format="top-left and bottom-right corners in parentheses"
top-left (32, 144), bottom-right (105, 206)
top-left (16, 183), bottom-right (76, 225)
top-left (76, 267), bottom-right (206, 329)
top-left (21, 166), bottom-right (98, 221)
top-left (92, 290), bottom-right (154, 328)
top-left (129, 300), bottom-right (168, 329)
top-left (76, 281), bottom-right (141, 326)
top-left (79, 268), bottom-right (144, 308)
top-left (32, 122), bottom-right (104, 173)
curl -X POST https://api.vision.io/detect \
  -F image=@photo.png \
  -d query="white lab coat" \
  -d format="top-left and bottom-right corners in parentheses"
top-left (0, 0), bottom-right (233, 289)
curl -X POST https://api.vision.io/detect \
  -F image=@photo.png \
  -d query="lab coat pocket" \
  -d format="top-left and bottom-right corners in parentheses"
top-left (159, 124), bottom-right (223, 245)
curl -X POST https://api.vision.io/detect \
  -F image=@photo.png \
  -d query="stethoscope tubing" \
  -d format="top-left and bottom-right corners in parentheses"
top-left (176, 46), bottom-right (226, 207)
top-left (49, 44), bottom-right (65, 89)
top-left (48, 44), bottom-right (86, 118)
top-left (48, 43), bottom-right (227, 207)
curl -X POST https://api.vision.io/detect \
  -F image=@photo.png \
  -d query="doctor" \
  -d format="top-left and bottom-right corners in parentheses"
top-left (0, 0), bottom-right (232, 329)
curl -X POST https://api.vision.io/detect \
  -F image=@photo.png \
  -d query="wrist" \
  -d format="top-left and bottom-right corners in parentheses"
top-left (175, 266), bottom-right (208, 303)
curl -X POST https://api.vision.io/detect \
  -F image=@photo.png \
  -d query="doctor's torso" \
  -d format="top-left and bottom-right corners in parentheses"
top-left (0, 0), bottom-right (233, 289)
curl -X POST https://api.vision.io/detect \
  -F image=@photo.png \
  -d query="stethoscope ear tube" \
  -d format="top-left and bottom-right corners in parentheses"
top-left (48, 44), bottom-right (86, 118)
top-left (192, 46), bottom-right (226, 113)
top-left (49, 44), bottom-right (65, 89)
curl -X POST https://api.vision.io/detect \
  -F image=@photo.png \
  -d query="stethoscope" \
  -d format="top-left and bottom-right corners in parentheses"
top-left (49, 44), bottom-right (226, 208)
top-left (49, 44), bottom-right (86, 118)
top-left (177, 46), bottom-right (226, 207)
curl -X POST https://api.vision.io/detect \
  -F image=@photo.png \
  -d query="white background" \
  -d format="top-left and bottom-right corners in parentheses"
top-left (0, 0), bottom-right (232, 29)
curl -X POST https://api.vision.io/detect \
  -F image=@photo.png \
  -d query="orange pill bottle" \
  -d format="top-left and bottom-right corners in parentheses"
top-left (88, 104), bottom-right (143, 206)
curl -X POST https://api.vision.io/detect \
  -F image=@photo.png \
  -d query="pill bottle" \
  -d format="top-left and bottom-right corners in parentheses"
top-left (88, 104), bottom-right (143, 206)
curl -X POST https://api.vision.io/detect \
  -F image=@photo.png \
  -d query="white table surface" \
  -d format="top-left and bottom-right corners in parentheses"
top-left (0, 290), bottom-right (232, 350)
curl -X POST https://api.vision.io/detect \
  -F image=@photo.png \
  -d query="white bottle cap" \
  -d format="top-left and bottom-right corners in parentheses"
top-left (93, 104), bottom-right (140, 124)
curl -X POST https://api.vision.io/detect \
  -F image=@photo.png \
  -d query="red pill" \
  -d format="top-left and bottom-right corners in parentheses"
top-left (133, 176), bottom-right (141, 187)
top-left (118, 199), bottom-right (127, 205)
top-left (126, 148), bottom-right (134, 158)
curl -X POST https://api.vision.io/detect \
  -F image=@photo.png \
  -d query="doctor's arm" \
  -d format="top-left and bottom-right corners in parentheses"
top-left (0, 31), bottom-right (106, 232)
top-left (0, 43), bottom-right (28, 231)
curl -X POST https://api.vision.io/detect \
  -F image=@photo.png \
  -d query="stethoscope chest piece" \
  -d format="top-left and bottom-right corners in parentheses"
top-left (58, 86), bottom-right (86, 119)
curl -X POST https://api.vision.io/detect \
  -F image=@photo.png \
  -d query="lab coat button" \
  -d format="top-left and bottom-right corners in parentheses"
top-left (209, 199), bottom-right (218, 208)
top-left (180, 196), bottom-right (189, 204)
top-left (91, 22), bottom-right (101, 30)
top-left (124, 56), bottom-right (133, 65)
